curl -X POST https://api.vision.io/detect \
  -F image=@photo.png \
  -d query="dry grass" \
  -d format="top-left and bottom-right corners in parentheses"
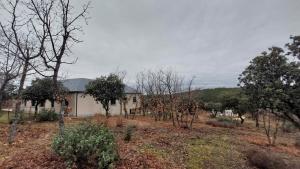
top-left (0, 114), bottom-right (299, 169)
top-left (187, 135), bottom-right (246, 169)
top-left (206, 120), bottom-right (236, 128)
top-left (115, 117), bottom-right (124, 127)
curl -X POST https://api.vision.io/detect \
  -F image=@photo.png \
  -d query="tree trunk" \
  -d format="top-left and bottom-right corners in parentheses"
top-left (52, 66), bottom-right (65, 135)
top-left (105, 109), bottom-right (109, 118)
top-left (0, 90), bottom-right (4, 111)
top-left (34, 103), bottom-right (38, 118)
top-left (8, 61), bottom-right (28, 144)
top-left (0, 97), bottom-right (2, 112)
top-left (255, 111), bottom-right (259, 128)
top-left (239, 114), bottom-right (244, 124)
top-left (58, 99), bottom-right (65, 134)
top-left (119, 100), bottom-right (123, 116)
top-left (190, 113), bottom-right (196, 129)
top-left (171, 111), bottom-right (176, 127)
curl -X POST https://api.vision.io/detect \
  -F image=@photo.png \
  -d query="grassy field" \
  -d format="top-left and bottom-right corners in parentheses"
top-left (0, 111), bottom-right (34, 124)
top-left (0, 113), bottom-right (299, 169)
top-left (0, 111), bottom-right (12, 123)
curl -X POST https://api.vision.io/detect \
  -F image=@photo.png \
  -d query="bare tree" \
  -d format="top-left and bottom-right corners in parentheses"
top-left (0, 39), bottom-right (21, 111)
top-left (136, 72), bottom-right (147, 116)
top-left (137, 71), bottom-right (157, 118)
top-left (262, 109), bottom-right (280, 145)
top-left (161, 69), bottom-right (183, 126)
top-left (136, 69), bottom-right (200, 129)
top-left (26, 0), bottom-right (90, 134)
top-left (115, 70), bottom-right (127, 117)
top-left (0, 0), bottom-right (48, 143)
top-left (175, 77), bottom-right (199, 129)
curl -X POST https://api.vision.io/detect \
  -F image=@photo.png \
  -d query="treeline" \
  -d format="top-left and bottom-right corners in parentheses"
top-left (190, 88), bottom-right (241, 103)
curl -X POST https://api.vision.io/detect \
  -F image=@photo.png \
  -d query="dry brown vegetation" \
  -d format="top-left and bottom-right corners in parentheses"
top-left (0, 113), bottom-right (300, 169)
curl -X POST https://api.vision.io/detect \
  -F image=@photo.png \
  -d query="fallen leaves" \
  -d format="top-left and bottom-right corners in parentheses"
top-left (0, 116), bottom-right (299, 169)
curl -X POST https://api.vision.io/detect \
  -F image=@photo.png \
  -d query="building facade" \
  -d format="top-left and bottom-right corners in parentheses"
top-left (21, 78), bottom-right (141, 116)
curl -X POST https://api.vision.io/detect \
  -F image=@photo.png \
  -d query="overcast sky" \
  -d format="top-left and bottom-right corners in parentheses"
top-left (62, 0), bottom-right (300, 88)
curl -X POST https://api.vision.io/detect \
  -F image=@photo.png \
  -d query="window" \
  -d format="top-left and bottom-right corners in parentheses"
top-left (111, 99), bottom-right (116, 105)
top-left (133, 96), bottom-right (137, 103)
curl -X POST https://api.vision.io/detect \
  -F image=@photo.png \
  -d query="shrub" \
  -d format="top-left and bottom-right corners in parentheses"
top-left (124, 125), bottom-right (135, 142)
top-left (216, 116), bottom-right (237, 123)
top-left (206, 117), bottom-right (240, 128)
top-left (37, 109), bottom-right (58, 122)
top-left (246, 149), bottom-right (286, 169)
top-left (206, 120), bottom-right (236, 128)
top-left (52, 123), bottom-right (118, 168)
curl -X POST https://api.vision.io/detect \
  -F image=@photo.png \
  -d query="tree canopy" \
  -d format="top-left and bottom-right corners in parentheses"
top-left (286, 35), bottom-right (300, 60)
top-left (85, 74), bottom-right (125, 117)
top-left (22, 78), bottom-right (67, 114)
top-left (221, 95), bottom-right (253, 124)
top-left (239, 47), bottom-right (300, 128)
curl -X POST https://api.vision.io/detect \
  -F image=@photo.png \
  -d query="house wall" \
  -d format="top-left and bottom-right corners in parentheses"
top-left (21, 93), bottom-right (141, 117)
top-left (74, 93), bottom-right (140, 116)
top-left (21, 100), bottom-right (61, 114)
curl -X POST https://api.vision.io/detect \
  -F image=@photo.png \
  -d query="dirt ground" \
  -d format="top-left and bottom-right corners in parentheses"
top-left (0, 113), bottom-right (299, 169)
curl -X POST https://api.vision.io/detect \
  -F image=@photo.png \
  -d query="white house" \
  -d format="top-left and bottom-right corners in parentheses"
top-left (21, 78), bottom-right (141, 117)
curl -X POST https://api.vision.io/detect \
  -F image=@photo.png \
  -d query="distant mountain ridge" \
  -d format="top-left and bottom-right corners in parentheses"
top-left (191, 87), bottom-right (241, 103)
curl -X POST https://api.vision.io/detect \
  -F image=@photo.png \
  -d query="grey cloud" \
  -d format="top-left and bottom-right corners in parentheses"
top-left (62, 0), bottom-right (300, 88)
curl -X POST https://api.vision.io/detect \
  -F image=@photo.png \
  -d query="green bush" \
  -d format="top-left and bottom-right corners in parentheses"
top-left (124, 125), bottom-right (135, 142)
top-left (52, 123), bottom-right (118, 168)
top-left (37, 109), bottom-right (58, 122)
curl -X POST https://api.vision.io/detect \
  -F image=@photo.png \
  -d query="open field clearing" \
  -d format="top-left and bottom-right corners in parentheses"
top-left (0, 113), bottom-right (299, 169)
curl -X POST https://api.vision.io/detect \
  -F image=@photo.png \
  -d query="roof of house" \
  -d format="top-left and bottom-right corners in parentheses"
top-left (61, 78), bottom-right (139, 94)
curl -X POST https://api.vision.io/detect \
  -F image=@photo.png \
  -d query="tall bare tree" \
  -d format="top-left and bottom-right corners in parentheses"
top-left (0, 0), bottom-right (47, 143)
top-left (136, 72), bottom-right (146, 116)
top-left (0, 39), bottom-right (21, 111)
top-left (136, 69), bottom-right (199, 129)
top-left (161, 69), bottom-right (183, 126)
top-left (26, 0), bottom-right (90, 134)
